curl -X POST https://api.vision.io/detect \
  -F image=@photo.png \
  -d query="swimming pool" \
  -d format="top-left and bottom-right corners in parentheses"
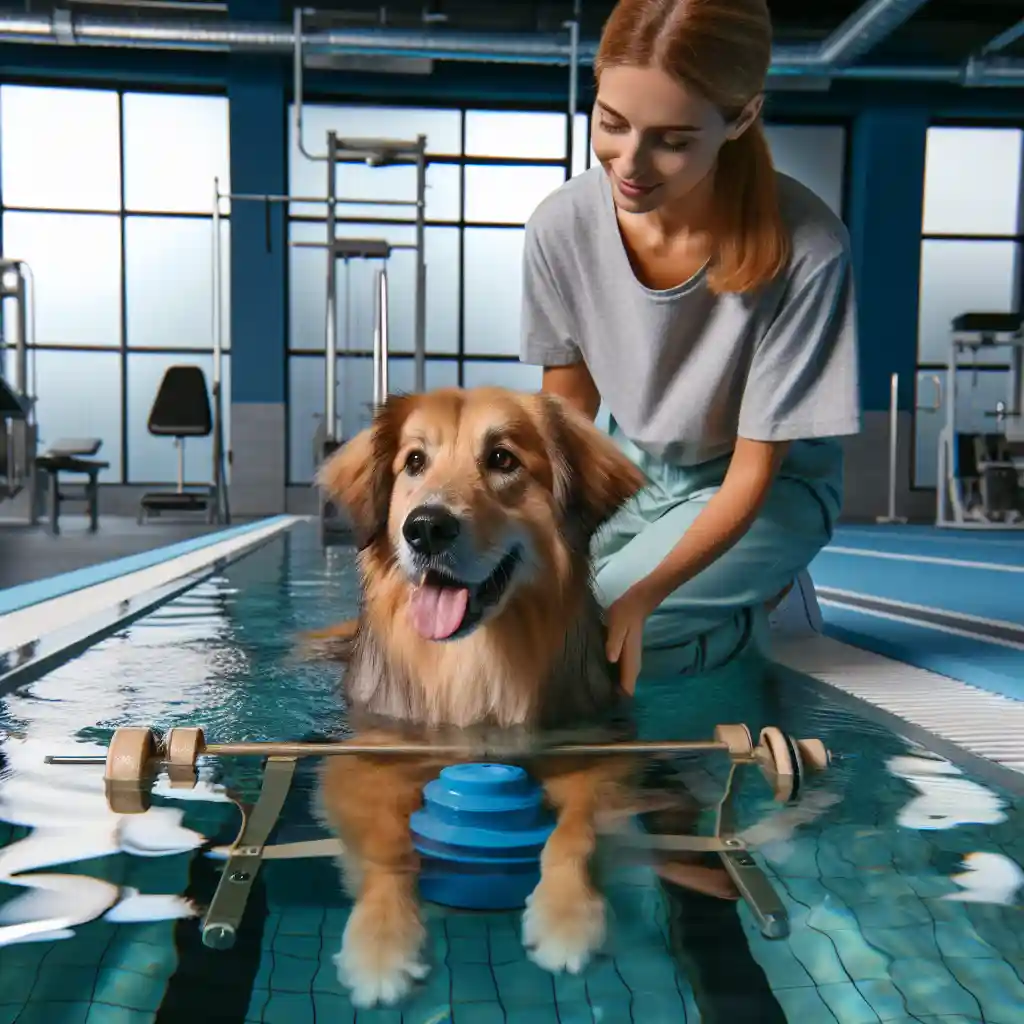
top-left (1, 523), bottom-right (1022, 1023)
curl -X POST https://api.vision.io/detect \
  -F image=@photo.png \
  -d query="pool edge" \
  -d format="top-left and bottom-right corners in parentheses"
top-left (770, 633), bottom-right (1024, 796)
top-left (0, 516), bottom-right (304, 670)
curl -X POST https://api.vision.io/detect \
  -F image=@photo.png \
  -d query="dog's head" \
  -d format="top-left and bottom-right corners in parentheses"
top-left (318, 387), bottom-right (646, 643)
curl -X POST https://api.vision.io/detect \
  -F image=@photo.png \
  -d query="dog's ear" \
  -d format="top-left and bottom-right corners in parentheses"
top-left (542, 394), bottom-right (647, 537)
top-left (316, 397), bottom-right (407, 544)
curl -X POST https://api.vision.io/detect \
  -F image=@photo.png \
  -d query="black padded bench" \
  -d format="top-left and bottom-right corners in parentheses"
top-left (139, 365), bottom-right (214, 523)
top-left (35, 438), bottom-right (108, 535)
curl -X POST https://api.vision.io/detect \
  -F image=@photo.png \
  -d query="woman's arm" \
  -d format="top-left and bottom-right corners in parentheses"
top-left (541, 363), bottom-right (601, 421)
top-left (631, 436), bottom-right (789, 609)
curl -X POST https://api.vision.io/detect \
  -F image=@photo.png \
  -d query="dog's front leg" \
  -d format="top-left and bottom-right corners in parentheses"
top-left (319, 755), bottom-right (432, 1008)
top-left (523, 761), bottom-right (621, 974)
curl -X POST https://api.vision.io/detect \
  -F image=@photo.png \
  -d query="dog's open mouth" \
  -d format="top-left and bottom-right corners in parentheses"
top-left (409, 548), bottom-right (522, 641)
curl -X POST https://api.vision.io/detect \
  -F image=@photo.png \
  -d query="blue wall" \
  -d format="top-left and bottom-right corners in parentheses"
top-left (847, 109), bottom-right (929, 413)
top-left (227, 60), bottom-right (287, 405)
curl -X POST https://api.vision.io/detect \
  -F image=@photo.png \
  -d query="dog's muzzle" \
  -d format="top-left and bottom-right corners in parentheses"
top-left (401, 504), bottom-right (522, 642)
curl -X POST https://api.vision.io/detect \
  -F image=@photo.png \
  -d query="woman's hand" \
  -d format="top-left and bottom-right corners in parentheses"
top-left (605, 582), bottom-right (659, 696)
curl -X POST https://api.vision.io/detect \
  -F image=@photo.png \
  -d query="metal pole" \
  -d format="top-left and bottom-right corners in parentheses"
top-left (876, 372), bottom-right (907, 524)
top-left (10, 263), bottom-right (28, 397)
top-left (565, 11), bottom-right (580, 175)
top-left (292, 6), bottom-right (327, 163)
top-left (212, 177), bottom-right (223, 392)
top-left (373, 267), bottom-right (390, 408)
top-left (325, 132), bottom-right (339, 443)
top-left (413, 135), bottom-right (427, 392)
top-left (211, 176), bottom-right (226, 523)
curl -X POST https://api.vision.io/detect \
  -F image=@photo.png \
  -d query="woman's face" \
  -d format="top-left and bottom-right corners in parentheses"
top-left (592, 65), bottom-right (760, 215)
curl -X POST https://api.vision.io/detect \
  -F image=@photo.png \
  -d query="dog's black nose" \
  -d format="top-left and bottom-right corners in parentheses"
top-left (402, 505), bottom-right (461, 555)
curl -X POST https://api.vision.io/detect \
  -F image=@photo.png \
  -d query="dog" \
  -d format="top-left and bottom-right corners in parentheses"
top-left (314, 386), bottom-right (648, 1007)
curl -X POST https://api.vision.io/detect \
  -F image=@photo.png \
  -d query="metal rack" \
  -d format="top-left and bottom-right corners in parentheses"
top-left (210, 130), bottom-right (426, 544)
top-left (936, 312), bottom-right (1024, 529)
top-left (0, 259), bottom-right (38, 523)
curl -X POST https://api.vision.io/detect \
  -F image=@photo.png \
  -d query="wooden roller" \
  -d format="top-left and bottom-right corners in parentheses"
top-left (103, 727), bottom-right (159, 815)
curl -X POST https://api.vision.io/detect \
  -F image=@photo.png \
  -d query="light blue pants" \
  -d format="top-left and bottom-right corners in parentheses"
top-left (593, 422), bottom-right (843, 677)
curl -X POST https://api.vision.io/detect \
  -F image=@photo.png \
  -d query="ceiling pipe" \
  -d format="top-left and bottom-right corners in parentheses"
top-left (980, 17), bottom-right (1024, 56)
top-left (773, 0), bottom-right (934, 68)
top-left (0, 8), bottom-right (1020, 84)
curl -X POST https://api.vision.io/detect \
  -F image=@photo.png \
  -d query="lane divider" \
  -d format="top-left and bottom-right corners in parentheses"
top-left (820, 545), bottom-right (1024, 574)
top-left (0, 516), bottom-right (301, 655)
top-left (772, 634), bottom-right (1024, 790)
top-left (816, 587), bottom-right (1024, 647)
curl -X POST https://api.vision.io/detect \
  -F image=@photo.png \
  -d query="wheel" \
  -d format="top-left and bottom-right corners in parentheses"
top-left (714, 723), bottom-right (754, 757)
top-left (105, 727), bottom-right (157, 782)
top-left (105, 778), bottom-right (150, 815)
top-left (104, 727), bottom-right (158, 814)
top-left (758, 727), bottom-right (804, 803)
top-left (796, 738), bottom-right (830, 771)
top-left (163, 727), bottom-right (205, 789)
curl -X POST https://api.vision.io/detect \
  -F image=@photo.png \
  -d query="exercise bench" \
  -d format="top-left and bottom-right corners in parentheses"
top-left (139, 365), bottom-right (215, 524)
top-left (35, 438), bottom-right (108, 535)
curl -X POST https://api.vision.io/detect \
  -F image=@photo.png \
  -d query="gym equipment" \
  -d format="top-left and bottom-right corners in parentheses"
top-left (35, 439), bottom-right (108, 534)
top-left (210, 129), bottom-right (424, 547)
top-left (313, 134), bottom-right (422, 546)
top-left (0, 259), bottom-right (39, 522)
top-left (876, 370), bottom-right (942, 524)
top-left (2, 259), bottom-right (115, 529)
top-left (936, 312), bottom-right (1024, 529)
top-left (411, 763), bottom-right (556, 911)
top-left (46, 722), bottom-right (832, 946)
top-left (138, 365), bottom-right (224, 524)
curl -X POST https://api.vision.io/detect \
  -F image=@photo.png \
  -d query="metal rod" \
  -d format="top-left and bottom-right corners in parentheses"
top-left (324, 132), bottom-right (339, 443)
top-left (211, 177), bottom-right (227, 524)
top-left (224, 192), bottom-right (417, 207)
top-left (413, 135), bottom-right (427, 391)
top-left (11, 264), bottom-right (28, 397)
top-left (565, 14), bottom-right (579, 174)
top-left (876, 372), bottom-right (907, 524)
top-left (211, 177), bottom-right (223, 390)
top-left (982, 17), bottom-right (1024, 55)
top-left (291, 240), bottom-right (415, 252)
top-left (373, 267), bottom-right (390, 408)
top-left (292, 6), bottom-right (326, 163)
top-left (46, 739), bottom-right (730, 764)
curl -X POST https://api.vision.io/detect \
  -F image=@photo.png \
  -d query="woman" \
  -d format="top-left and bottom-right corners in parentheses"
top-left (521, 0), bottom-right (860, 695)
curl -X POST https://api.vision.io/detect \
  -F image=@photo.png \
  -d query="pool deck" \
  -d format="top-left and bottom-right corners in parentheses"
top-left (0, 516), bottom-right (222, 591)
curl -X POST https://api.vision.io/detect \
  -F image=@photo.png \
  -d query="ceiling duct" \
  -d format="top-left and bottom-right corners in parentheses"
top-left (980, 17), bottom-right (1024, 57)
top-left (0, 5), bottom-right (1020, 85)
top-left (773, 0), bottom-right (934, 70)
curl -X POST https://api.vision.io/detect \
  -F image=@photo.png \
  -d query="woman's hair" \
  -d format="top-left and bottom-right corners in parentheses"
top-left (595, 0), bottom-right (790, 294)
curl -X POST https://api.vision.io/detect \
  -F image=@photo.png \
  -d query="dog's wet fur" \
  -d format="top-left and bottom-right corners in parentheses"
top-left (314, 387), bottom-right (648, 1008)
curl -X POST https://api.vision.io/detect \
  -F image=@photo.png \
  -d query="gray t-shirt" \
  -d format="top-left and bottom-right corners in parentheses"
top-left (520, 167), bottom-right (861, 467)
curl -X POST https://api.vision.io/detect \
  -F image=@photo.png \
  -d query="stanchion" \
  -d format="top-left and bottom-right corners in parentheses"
top-left (877, 372), bottom-right (908, 525)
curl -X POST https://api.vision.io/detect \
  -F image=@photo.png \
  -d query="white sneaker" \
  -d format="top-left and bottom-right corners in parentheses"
top-left (767, 570), bottom-right (823, 637)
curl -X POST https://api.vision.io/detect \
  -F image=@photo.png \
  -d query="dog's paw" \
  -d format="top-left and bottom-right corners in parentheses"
top-left (335, 904), bottom-right (429, 1007)
top-left (522, 882), bottom-right (606, 974)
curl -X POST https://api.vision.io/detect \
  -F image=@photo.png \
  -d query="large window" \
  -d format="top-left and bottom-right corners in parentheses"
top-left (286, 103), bottom-right (847, 484)
top-left (914, 126), bottom-right (1024, 488)
top-left (0, 85), bottom-right (230, 485)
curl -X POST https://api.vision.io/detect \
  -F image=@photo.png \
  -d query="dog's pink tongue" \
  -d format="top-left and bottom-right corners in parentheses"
top-left (409, 584), bottom-right (469, 640)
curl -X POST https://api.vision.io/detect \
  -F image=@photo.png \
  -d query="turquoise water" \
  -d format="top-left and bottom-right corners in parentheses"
top-left (1, 525), bottom-right (1022, 1023)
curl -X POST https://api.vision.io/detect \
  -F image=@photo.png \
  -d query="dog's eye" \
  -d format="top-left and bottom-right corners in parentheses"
top-left (404, 450), bottom-right (427, 475)
top-left (486, 447), bottom-right (520, 474)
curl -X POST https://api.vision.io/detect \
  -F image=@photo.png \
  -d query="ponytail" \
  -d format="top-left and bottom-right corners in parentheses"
top-left (707, 119), bottom-right (791, 295)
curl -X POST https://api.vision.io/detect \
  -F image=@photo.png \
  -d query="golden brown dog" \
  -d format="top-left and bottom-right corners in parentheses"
top-left (315, 386), bottom-right (647, 1008)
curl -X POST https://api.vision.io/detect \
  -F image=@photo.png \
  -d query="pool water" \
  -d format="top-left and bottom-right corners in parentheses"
top-left (0, 525), bottom-right (1022, 1023)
